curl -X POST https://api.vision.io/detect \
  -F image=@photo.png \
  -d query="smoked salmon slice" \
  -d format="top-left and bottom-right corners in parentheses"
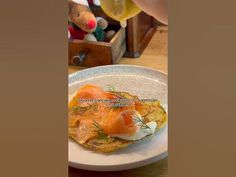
top-left (102, 109), bottom-right (137, 135)
top-left (69, 84), bottom-right (157, 143)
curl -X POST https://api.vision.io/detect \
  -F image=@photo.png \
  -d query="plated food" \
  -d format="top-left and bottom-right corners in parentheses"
top-left (68, 84), bottom-right (167, 153)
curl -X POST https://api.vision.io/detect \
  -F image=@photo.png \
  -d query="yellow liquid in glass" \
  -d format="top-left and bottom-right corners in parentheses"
top-left (100, 0), bottom-right (141, 27)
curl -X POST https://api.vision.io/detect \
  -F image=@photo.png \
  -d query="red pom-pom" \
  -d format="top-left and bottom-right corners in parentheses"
top-left (87, 20), bottom-right (96, 29)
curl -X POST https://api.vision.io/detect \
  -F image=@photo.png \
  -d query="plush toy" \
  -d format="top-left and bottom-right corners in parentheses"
top-left (93, 17), bottom-right (116, 42)
top-left (68, 0), bottom-right (97, 40)
top-left (93, 17), bottom-right (107, 41)
top-left (83, 33), bottom-right (97, 42)
top-left (68, 23), bottom-right (88, 40)
top-left (68, 0), bottom-right (116, 42)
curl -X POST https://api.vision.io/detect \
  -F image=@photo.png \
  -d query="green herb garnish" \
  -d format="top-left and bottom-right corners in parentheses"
top-left (133, 113), bottom-right (151, 130)
top-left (106, 85), bottom-right (126, 99)
top-left (71, 103), bottom-right (98, 114)
top-left (92, 121), bottom-right (108, 140)
top-left (106, 84), bottom-right (117, 92)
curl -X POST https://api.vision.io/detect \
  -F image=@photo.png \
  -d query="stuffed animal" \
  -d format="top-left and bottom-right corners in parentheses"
top-left (93, 17), bottom-right (116, 42)
top-left (68, 0), bottom-right (97, 40)
top-left (68, 0), bottom-right (116, 42)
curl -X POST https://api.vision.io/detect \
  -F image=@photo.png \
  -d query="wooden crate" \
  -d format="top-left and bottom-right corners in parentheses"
top-left (68, 6), bottom-right (157, 67)
top-left (91, 6), bottom-right (158, 58)
top-left (68, 28), bottom-right (126, 67)
top-left (125, 12), bottom-right (158, 58)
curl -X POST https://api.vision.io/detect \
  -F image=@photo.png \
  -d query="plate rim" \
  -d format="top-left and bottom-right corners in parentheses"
top-left (69, 151), bottom-right (168, 171)
top-left (69, 64), bottom-right (167, 84)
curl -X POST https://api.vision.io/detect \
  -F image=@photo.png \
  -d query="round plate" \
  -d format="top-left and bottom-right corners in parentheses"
top-left (68, 65), bottom-right (168, 171)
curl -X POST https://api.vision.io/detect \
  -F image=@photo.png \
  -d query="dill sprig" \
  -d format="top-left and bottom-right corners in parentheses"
top-left (106, 85), bottom-right (125, 98)
top-left (106, 84), bottom-right (117, 92)
top-left (110, 91), bottom-right (127, 99)
top-left (106, 85), bottom-right (129, 110)
top-left (71, 103), bottom-right (97, 114)
top-left (133, 113), bottom-right (151, 130)
top-left (92, 121), bottom-right (108, 140)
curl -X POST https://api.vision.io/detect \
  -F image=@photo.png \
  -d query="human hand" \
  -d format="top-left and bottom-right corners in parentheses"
top-left (132, 0), bottom-right (168, 25)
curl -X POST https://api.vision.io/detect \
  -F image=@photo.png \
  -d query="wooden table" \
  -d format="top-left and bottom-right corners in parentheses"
top-left (69, 27), bottom-right (168, 177)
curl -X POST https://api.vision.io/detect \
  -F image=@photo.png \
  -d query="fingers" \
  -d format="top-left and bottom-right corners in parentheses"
top-left (132, 0), bottom-right (168, 25)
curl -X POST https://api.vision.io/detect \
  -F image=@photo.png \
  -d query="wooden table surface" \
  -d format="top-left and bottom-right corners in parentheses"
top-left (68, 27), bottom-right (168, 177)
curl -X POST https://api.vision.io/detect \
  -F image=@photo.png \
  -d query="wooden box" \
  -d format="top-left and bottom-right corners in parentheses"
top-left (125, 12), bottom-right (158, 58)
top-left (68, 6), bottom-right (157, 67)
top-left (68, 27), bottom-right (126, 67)
top-left (91, 6), bottom-right (158, 58)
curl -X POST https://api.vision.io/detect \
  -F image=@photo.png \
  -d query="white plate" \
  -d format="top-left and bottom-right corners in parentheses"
top-left (68, 65), bottom-right (168, 171)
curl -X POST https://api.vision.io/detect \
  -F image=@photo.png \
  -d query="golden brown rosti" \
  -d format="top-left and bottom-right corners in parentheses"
top-left (68, 86), bottom-right (167, 153)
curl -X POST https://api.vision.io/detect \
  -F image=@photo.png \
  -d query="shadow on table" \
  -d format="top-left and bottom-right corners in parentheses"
top-left (69, 157), bottom-right (168, 177)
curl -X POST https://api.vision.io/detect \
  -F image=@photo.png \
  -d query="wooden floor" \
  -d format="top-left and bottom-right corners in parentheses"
top-left (68, 26), bottom-right (168, 74)
top-left (120, 26), bottom-right (168, 74)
